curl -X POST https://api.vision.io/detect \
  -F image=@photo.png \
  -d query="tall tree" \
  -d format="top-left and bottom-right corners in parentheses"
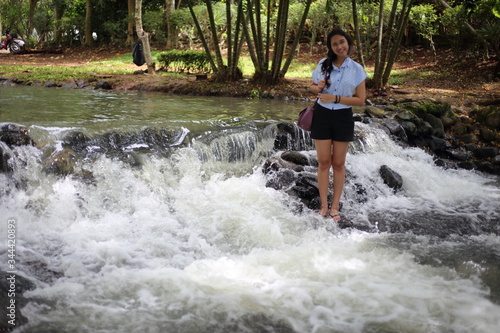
top-left (126, 0), bottom-right (135, 46)
top-left (135, 0), bottom-right (156, 74)
top-left (29, 0), bottom-right (39, 36)
top-left (53, 0), bottom-right (66, 44)
top-left (372, 0), bottom-right (414, 91)
top-left (85, 0), bottom-right (92, 46)
top-left (187, 0), bottom-right (244, 81)
top-left (165, 0), bottom-right (177, 49)
top-left (351, 0), bottom-right (366, 68)
top-left (244, 0), bottom-right (313, 84)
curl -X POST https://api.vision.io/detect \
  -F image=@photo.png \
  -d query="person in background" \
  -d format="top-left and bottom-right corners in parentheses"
top-left (309, 28), bottom-right (367, 222)
top-left (1, 29), bottom-right (12, 50)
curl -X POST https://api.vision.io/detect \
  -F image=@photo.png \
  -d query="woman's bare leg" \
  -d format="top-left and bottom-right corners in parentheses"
top-left (330, 141), bottom-right (349, 218)
top-left (315, 139), bottom-right (333, 216)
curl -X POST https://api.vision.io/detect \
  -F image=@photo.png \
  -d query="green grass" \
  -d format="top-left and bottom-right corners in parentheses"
top-left (0, 49), bottom-right (426, 85)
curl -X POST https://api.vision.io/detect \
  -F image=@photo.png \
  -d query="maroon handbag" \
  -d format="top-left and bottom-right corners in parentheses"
top-left (297, 98), bottom-right (318, 131)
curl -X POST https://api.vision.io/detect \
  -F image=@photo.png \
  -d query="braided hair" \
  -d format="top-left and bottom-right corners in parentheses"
top-left (321, 29), bottom-right (353, 88)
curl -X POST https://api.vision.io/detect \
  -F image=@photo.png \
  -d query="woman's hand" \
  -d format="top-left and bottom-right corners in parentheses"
top-left (317, 80), bottom-right (326, 91)
top-left (310, 80), bottom-right (327, 94)
top-left (317, 93), bottom-right (336, 103)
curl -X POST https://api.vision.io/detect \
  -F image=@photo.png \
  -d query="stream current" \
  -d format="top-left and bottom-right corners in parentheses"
top-left (0, 87), bottom-right (499, 332)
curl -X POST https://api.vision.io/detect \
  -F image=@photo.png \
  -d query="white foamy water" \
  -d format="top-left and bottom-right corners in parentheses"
top-left (1, 134), bottom-right (500, 332)
top-left (1, 88), bottom-right (499, 332)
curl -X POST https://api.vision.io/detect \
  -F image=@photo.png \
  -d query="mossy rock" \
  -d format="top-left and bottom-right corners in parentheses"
top-left (472, 106), bottom-right (500, 131)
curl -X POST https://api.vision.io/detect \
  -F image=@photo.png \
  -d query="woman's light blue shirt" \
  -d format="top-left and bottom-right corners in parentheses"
top-left (312, 57), bottom-right (367, 110)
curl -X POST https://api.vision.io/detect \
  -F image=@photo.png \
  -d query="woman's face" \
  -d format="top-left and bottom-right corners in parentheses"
top-left (330, 34), bottom-right (349, 58)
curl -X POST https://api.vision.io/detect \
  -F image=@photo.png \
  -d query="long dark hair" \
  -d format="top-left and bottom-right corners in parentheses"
top-left (321, 29), bottom-right (353, 88)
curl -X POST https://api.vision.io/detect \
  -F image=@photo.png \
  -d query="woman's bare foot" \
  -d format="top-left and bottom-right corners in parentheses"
top-left (318, 206), bottom-right (329, 217)
top-left (329, 209), bottom-right (341, 222)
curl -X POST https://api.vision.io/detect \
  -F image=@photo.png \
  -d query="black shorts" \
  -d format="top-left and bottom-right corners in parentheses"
top-left (310, 104), bottom-right (354, 142)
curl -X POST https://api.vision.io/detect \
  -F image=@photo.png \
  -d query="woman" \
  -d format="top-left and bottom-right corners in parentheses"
top-left (309, 29), bottom-right (366, 221)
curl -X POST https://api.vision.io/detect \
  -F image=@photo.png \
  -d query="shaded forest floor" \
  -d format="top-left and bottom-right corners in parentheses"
top-left (1, 45), bottom-right (498, 111)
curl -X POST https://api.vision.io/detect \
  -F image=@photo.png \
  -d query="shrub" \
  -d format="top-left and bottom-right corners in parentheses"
top-left (157, 50), bottom-right (211, 73)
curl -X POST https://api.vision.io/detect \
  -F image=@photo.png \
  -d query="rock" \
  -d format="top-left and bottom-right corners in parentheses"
top-left (281, 151), bottom-right (310, 166)
top-left (0, 141), bottom-right (13, 173)
top-left (60, 79), bottom-right (78, 89)
top-left (448, 149), bottom-right (472, 161)
top-left (395, 110), bottom-right (417, 121)
top-left (486, 110), bottom-right (500, 130)
top-left (379, 165), bottom-right (403, 192)
top-left (44, 81), bottom-right (59, 88)
top-left (401, 121), bottom-right (417, 137)
top-left (76, 79), bottom-right (89, 88)
top-left (96, 80), bottom-right (112, 89)
top-left (292, 173), bottom-right (319, 203)
top-left (379, 118), bottom-right (407, 141)
top-left (0, 123), bottom-right (35, 147)
top-left (440, 115), bottom-right (454, 129)
top-left (43, 148), bottom-right (79, 176)
top-left (424, 114), bottom-right (444, 137)
top-left (480, 127), bottom-right (498, 142)
top-left (62, 131), bottom-right (92, 153)
top-left (475, 161), bottom-right (495, 174)
top-left (365, 106), bottom-right (385, 118)
top-left (451, 105), bottom-right (466, 115)
top-left (458, 161), bottom-right (475, 170)
top-left (429, 136), bottom-right (450, 154)
top-left (474, 147), bottom-right (498, 159)
top-left (414, 118), bottom-right (434, 137)
top-left (459, 134), bottom-right (478, 144)
top-left (452, 122), bottom-right (469, 136)
top-left (266, 169), bottom-right (295, 190)
top-left (493, 155), bottom-right (500, 165)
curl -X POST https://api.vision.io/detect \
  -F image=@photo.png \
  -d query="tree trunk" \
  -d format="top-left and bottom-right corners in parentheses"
top-left (373, 0), bottom-right (385, 90)
top-left (165, 0), bottom-right (177, 49)
top-left (187, 0), bottom-right (217, 73)
top-left (29, 0), bottom-right (39, 37)
top-left (351, 0), bottom-right (365, 68)
top-left (126, 0), bottom-right (135, 46)
top-left (381, 0), bottom-right (413, 87)
top-left (85, 0), bottom-right (92, 46)
top-left (372, 0), bottom-right (414, 90)
top-left (280, 0), bottom-right (313, 77)
top-left (205, 0), bottom-right (224, 69)
top-left (187, 0), bottom-right (244, 81)
top-left (53, 1), bottom-right (65, 44)
top-left (135, 0), bottom-right (156, 74)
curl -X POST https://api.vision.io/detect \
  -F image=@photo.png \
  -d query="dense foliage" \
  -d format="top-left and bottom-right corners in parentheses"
top-left (157, 49), bottom-right (210, 72)
top-left (1, 0), bottom-right (498, 80)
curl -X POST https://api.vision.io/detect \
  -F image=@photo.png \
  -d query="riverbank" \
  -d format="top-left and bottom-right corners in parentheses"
top-left (1, 46), bottom-right (499, 175)
top-left (0, 46), bottom-right (499, 109)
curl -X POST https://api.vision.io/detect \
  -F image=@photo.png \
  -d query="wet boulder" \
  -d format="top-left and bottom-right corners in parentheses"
top-left (95, 80), bottom-right (112, 90)
top-left (43, 148), bottom-right (79, 176)
top-left (424, 114), bottom-right (444, 137)
top-left (290, 172), bottom-right (320, 209)
top-left (0, 123), bottom-right (35, 147)
top-left (62, 131), bottom-right (92, 154)
top-left (365, 106), bottom-right (386, 118)
top-left (266, 169), bottom-right (296, 190)
top-left (379, 165), bottom-right (403, 192)
top-left (281, 151), bottom-right (311, 166)
top-left (0, 141), bottom-right (13, 173)
top-left (474, 146), bottom-right (499, 159)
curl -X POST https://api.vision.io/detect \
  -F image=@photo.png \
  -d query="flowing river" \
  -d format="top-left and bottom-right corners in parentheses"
top-left (1, 87), bottom-right (499, 332)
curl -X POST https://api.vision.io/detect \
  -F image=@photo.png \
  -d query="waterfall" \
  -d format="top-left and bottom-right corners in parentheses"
top-left (0, 88), bottom-right (499, 333)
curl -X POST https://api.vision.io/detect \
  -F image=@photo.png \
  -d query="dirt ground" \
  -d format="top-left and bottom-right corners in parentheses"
top-left (1, 46), bottom-right (499, 111)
